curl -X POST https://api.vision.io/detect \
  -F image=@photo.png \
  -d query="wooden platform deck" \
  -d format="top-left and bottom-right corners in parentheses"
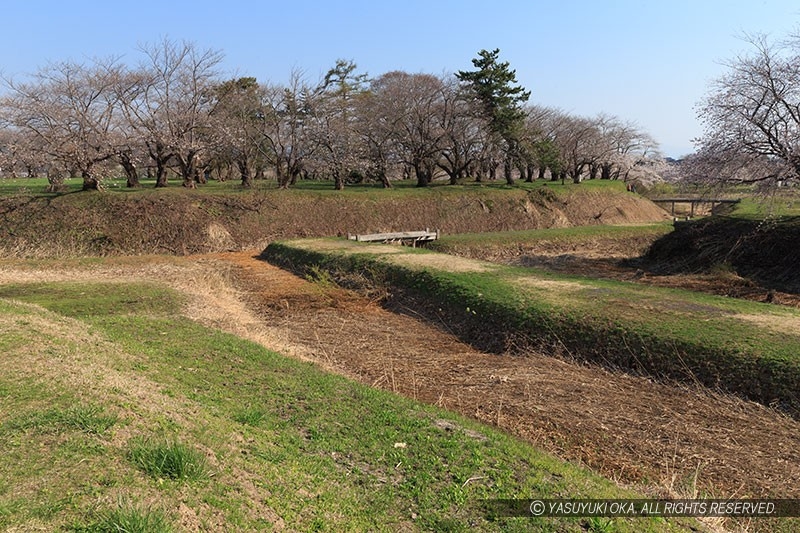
top-left (347, 229), bottom-right (440, 246)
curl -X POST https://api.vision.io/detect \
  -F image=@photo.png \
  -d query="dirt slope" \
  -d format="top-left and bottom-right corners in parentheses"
top-left (0, 186), bottom-right (669, 257)
top-left (212, 252), bottom-right (800, 501)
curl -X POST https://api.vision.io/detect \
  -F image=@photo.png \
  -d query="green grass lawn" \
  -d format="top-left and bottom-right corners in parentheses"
top-left (0, 174), bottom-right (627, 198)
top-left (0, 278), bottom-right (690, 532)
top-left (429, 223), bottom-right (673, 253)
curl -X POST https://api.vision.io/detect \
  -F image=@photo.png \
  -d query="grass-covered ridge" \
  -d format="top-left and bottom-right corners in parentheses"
top-left (263, 238), bottom-right (800, 415)
top-left (0, 177), bottom-right (667, 257)
top-left (429, 223), bottom-right (673, 259)
top-left (0, 279), bottom-right (689, 531)
top-left (646, 215), bottom-right (800, 293)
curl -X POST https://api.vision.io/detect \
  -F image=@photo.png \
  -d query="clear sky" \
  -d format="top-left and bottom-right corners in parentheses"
top-left (1, 0), bottom-right (799, 157)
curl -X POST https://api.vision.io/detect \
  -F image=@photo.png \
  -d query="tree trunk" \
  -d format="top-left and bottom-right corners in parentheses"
top-left (178, 151), bottom-right (201, 188)
top-left (46, 166), bottom-right (65, 191)
top-left (524, 164), bottom-right (534, 183)
top-left (239, 161), bottom-right (253, 189)
top-left (120, 153), bottom-right (140, 188)
top-left (443, 167), bottom-right (458, 185)
top-left (414, 162), bottom-right (431, 187)
top-left (275, 160), bottom-right (289, 189)
top-left (155, 159), bottom-right (169, 187)
top-left (150, 141), bottom-right (171, 188)
top-left (81, 170), bottom-right (101, 191)
top-left (333, 167), bottom-right (345, 190)
top-left (474, 163), bottom-right (483, 182)
top-left (571, 164), bottom-right (585, 184)
top-left (375, 166), bottom-right (392, 188)
top-left (504, 159), bottom-right (514, 185)
top-left (193, 165), bottom-right (207, 185)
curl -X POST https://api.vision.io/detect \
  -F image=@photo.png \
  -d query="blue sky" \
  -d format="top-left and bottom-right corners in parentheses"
top-left (2, 1), bottom-right (799, 157)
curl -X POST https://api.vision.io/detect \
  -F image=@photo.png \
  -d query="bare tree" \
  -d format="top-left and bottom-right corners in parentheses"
top-left (211, 77), bottom-right (264, 188)
top-left (252, 72), bottom-right (316, 189)
top-left (695, 32), bottom-right (800, 187)
top-left (0, 128), bottom-right (49, 179)
top-left (592, 114), bottom-right (659, 181)
top-left (107, 68), bottom-right (149, 188)
top-left (436, 75), bottom-right (491, 184)
top-left (1, 59), bottom-right (125, 190)
top-left (306, 60), bottom-right (368, 190)
top-left (549, 113), bottom-right (601, 183)
top-left (124, 38), bottom-right (223, 188)
top-left (353, 86), bottom-right (396, 187)
top-left (522, 105), bottom-right (562, 181)
top-left (369, 71), bottom-right (447, 187)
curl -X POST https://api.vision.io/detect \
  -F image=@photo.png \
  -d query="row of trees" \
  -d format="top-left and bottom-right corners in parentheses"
top-left (0, 40), bottom-right (659, 191)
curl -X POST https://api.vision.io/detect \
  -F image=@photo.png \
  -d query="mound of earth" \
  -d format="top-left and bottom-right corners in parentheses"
top-left (0, 185), bottom-right (668, 257)
top-left (645, 216), bottom-right (800, 294)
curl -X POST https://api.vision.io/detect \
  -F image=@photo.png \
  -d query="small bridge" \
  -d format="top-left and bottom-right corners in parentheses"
top-left (651, 197), bottom-right (740, 217)
top-left (347, 229), bottom-right (440, 247)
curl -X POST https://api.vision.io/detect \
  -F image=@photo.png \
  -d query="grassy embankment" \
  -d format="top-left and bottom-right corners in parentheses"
top-left (0, 275), bottom-right (694, 532)
top-left (0, 176), bottom-right (667, 257)
top-left (428, 223), bottom-right (674, 258)
top-left (263, 236), bottom-right (800, 415)
top-left (643, 196), bottom-right (800, 292)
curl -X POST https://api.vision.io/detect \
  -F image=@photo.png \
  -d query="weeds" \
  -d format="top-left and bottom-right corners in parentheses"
top-left (1, 405), bottom-right (117, 435)
top-left (305, 264), bottom-right (336, 287)
top-left (127, 437), bottom-right (207, 482)
top-left (232, 407), bottom-right (267, 427)
top-left (69, 502), bottom-right (172, 533)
